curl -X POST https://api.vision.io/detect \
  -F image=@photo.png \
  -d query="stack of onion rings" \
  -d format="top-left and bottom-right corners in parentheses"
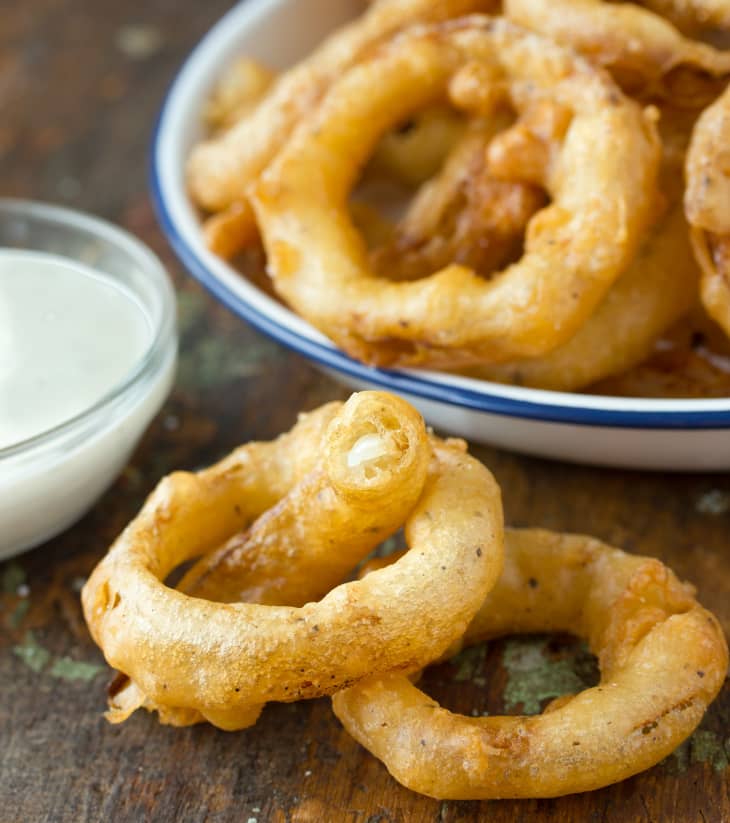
top-left (189, 0), bottom-right (498, 259)
top-left (186, 0), bottom-right (730, 396)
top-left (252, 17), bottom-right (659, 367)
top-left (82, 391), bottom-right (504, 730)
top-left (82, 391), bottom-right (727, 798)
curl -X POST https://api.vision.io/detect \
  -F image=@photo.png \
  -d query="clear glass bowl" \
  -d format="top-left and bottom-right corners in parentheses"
top-left (0, 199), bottom-right (177, 558)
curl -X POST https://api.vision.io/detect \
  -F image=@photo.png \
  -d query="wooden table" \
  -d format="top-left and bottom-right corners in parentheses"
top-left (1, 2), bottom-right (728, 820)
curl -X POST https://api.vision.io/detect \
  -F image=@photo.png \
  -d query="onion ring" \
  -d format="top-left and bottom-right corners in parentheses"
top-left (105, 391), bottom-right (433, 729)
top-left (333, 528), bottom-right (728, 799)
top-left (686, 85), bottom-right (730, 338)
top-left (86, 391), bottom-right (434, 729)
top-left (82, 392), bottom-right (504, 730)
top-left (505, 0), bottom-right (730, 105)
top-left (252, 16), bottom-right (660, 368)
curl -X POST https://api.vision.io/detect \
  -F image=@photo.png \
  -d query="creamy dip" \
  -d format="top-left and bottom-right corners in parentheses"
top-left (0, 250), bottom-right (152, 449)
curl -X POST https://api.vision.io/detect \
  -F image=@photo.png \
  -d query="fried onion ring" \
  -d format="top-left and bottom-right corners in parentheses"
top-left (333, 528), bottom-right (728, 799)
top-left (686, 85), bottom-right (730, 339)
top-left (252, 17), bottom-right (660, 368)
top-left (505, 0), bottom-right (730, 105)
top-left (82, 392), bottom-right (504, 731)
top-left (104, 391), bottom-right (433, 729)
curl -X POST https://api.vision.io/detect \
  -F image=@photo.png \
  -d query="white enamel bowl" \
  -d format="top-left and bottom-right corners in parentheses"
top-left (151, 0), bottom-right (730, 471)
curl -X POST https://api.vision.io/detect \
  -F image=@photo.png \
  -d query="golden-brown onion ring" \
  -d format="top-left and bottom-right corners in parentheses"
top-left (83, 392), bottom-right (504, 731)
top-left (333, 528), bottom-right (728, 800)
top-left (188, 0), bottom-right (497, 214)
top-left (686, 85), bottom-right (730, 338)
top-left (505, 0), bottom-right (730, 105)
top-left (105, 391), bottom-right (433, 729)
top-left (88, 391), bottom-right (432, 728)
top-left (252, 17), bottom-right (660, 368)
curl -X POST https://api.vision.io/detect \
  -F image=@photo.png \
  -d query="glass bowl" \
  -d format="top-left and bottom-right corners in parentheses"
top-left (0, 199), bottom-right (177, 559)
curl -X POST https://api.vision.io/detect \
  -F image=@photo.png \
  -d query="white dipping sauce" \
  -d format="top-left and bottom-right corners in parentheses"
top-left (0, 250), bottom-right (152, 449)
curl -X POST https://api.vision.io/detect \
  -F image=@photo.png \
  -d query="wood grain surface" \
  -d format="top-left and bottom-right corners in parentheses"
top-left (1, 1), bottom-right (728, 821)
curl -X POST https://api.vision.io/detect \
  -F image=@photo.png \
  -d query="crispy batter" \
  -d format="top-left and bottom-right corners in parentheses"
top-left (202, 199), bottom-right (259, 259)
top-left (178, 393), bottom-right (431, 606)
top-left (82, 392), bottom-right (504, 731)
top-left (640, 0), bottom-right (730, 32)
top-left (333, 528), bottom-right (728, 799)
top-left (686, 85), bottom-right (730, 338)
top-left (204, 57), bottom-right (275, 132)
top-left (505, 0), bottom-right (730, 105)
top-left (252, 16), bottom-right (660, 368)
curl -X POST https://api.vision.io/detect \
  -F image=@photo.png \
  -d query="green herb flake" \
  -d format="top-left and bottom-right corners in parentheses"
top-left (13, 632), bottom-right (50, 673)
top-left (452, 645), bottom-right (487, 683)
top-left (690, 730), bottom-right (729, 772)
top-left (502, 637), bottom-right (590, 715)
top-left (49, 657), bottom-right (105, 682)
top-left (178, 335), bottom-right (283, 391)
top-left (2, 562), bottom-right (26, 594)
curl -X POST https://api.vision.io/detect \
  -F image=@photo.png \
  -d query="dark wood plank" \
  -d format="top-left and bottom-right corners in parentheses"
top-left (1, 2), bottom-right (728, 821)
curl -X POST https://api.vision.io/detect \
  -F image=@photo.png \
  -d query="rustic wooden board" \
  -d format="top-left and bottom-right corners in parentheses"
top-left (1, 1), bottom-right (728, 821)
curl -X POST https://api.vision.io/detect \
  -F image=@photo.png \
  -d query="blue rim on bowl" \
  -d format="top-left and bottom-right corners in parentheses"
top-left (149, 0), bottom-right (730, 431)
